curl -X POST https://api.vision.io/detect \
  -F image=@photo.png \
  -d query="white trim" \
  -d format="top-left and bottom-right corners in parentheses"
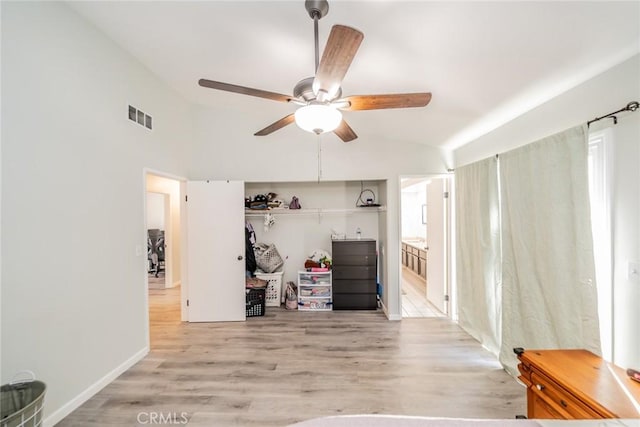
top-left (588, 129), bottom-right (614, 361)
top-left (398, 174), bottom-right (453, 320)
top-left (143, 167), bottom-right (187, 183)
top-left (381, 301), bottom-right (402, 321)
top-left (44, 347), bottom-right (149, 427)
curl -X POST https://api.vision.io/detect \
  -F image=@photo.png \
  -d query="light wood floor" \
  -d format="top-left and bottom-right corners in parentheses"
top-left (58, 286), bottom-right (525, 426)
top-left (401, 267), bottom-right (444, 318)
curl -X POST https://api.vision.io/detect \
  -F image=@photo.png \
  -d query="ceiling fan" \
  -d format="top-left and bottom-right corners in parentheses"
top-left (198, 0), bottom-right (432, 142)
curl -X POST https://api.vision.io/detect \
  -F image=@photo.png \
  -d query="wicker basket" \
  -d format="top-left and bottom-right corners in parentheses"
top-left (254, 270), bottom-right (283, 307)
top-left (1, 372), bottom-right (46, 427)
top-left (254, 243), bottom-right (284, 273)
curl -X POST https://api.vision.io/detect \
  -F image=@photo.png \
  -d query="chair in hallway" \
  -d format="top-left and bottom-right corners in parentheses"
top-left (147, 229), bottom-right (165, 278)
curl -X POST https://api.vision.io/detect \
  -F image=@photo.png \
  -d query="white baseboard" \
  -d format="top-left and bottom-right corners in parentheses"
top-left (44, 346), bottom-right (149, 427)
top-left (381, 301), bottom-right (402, 321)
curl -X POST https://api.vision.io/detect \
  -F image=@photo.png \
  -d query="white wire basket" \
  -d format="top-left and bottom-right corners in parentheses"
top-left (1, 371), bottom-right (46, 427)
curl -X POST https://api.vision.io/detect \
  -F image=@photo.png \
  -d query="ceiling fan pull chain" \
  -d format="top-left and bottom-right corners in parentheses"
top-left (317, 134), bottom-right (323, 183)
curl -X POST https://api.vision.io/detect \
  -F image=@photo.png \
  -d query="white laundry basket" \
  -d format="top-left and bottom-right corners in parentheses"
top-left (254, 270), bottom-right (284, 307)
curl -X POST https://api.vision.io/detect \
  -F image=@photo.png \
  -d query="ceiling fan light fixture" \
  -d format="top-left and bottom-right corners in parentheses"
top-left (295, 104), bottom-right (342, 135)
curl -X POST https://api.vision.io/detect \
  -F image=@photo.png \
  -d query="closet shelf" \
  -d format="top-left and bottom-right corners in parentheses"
top-left (244, 206), bottom-right (386, 217)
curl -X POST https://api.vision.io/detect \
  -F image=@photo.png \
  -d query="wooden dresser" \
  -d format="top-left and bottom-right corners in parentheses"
top-left (516, 348), bottom-right (640, 419)
top-left (331, 239), bottom-right (377, 310)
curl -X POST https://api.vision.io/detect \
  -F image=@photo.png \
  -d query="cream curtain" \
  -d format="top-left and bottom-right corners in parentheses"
top-left (455, 157), bottom-right (502, 355)
top-left (498, 125), bottom-right (601, 376)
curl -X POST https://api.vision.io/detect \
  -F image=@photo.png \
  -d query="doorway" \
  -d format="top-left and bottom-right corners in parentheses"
top-left (400, 175), bottom-right (450, 318)
top-left (145, 172), bottom-right (184, 348)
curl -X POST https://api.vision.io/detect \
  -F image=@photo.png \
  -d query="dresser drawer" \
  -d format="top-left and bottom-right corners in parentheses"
top-left (332, 241), bottom-right (376, 256)
top-left (532, 394), bottom-right (565, 419)
top-left (333, 293), bottom-right (377, 310)
top-left (530, 371), bottom-right (601, 419)
top-left (332, 254), bottom-right (376, 266)
top-left (333, 279), bottom-right (376, 294)
top-left (332, 266), bottom-right (376, 280)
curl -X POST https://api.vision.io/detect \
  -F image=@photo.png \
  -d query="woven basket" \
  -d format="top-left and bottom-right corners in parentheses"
top-left (1, 372), bottom-right (46, 427)
top-left (254, 243), bottom-right (284, 273)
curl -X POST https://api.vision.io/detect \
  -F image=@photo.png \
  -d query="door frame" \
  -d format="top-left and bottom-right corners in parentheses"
top-left (142, 168), bottom-right (187, 348)
top-left (398, 173), bottom-right (454, 318)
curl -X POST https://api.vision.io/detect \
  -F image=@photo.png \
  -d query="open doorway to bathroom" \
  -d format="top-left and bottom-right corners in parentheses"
top-left (400, 176), bottom-right (450, 318)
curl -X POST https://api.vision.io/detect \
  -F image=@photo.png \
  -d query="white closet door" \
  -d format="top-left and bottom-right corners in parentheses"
top-left (186, 180), bottom-right (245, 322)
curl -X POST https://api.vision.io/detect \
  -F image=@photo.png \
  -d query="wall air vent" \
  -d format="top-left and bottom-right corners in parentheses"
top-left (128, 105), bottom-right (152, 130)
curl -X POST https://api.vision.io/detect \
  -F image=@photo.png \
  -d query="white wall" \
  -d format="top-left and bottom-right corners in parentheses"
top-left (377, 181), bottom-right (392, 317)
top-left (453, 54), bottom-right (640, 368)
top-left (146, 192), bottom-right (166, 230)
top-left (189, 106), bottom-right (448, 183)
top-left (1, 2), bottom-right (192, 424)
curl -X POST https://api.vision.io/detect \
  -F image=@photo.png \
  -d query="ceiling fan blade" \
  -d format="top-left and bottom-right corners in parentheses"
top-left (313, 25), bottom-right (364, 102)
top-left (333, 119), bottom-right (358, 142)
top-left (199, 79), bottom-right (293, 103)
top-left (254, 114), bottom-right (296, 136)
top-left (341, 93), bottom-right (432, 111)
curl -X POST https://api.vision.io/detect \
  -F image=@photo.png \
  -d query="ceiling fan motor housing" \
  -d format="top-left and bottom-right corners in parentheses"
top-left (294, 77), bottom-right (341, 102)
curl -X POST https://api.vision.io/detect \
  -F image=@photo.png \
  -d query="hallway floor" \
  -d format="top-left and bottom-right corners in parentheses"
top-left (401, 266), bottom-right (445, 318)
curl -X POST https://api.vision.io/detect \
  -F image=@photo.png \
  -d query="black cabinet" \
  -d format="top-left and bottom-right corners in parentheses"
top-left (332, 239), bottom-right (377, 310)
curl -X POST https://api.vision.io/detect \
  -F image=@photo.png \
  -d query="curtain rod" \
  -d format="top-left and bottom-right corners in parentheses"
top-left (587, 101), bottom-right (639, 127)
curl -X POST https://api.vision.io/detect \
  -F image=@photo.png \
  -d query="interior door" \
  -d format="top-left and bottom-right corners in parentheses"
top-left (186, 180), bottom-right (245, 322)
top-left (426, 178), bottom-right (447, 314)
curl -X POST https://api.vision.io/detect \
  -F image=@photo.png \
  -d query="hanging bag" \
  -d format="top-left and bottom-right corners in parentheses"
top-left (285, 282), bottom-right (298, 310)
top-left (289, 196), bottom-right (301, 209)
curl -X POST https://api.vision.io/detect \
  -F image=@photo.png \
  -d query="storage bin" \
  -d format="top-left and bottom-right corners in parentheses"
top-left (1, 372), bottom-right (46, 427)
top-left (245, 288), bottom-right (265, 317)
top-left (298, 299), bottom-right (332, 310)
top-left (254, 270), bottom-right (283, 307)
top-left (297, 270), bottom-right (332, 311)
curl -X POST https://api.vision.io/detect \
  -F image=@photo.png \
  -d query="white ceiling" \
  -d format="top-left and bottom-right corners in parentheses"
top-left (67, 1), bottom-right (639, 149)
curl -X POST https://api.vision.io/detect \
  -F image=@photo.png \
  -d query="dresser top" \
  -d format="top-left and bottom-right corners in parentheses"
top-left (332, 238), bottom-right (375, 242)
top-left (519, 349), bottom-right (640, 418)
